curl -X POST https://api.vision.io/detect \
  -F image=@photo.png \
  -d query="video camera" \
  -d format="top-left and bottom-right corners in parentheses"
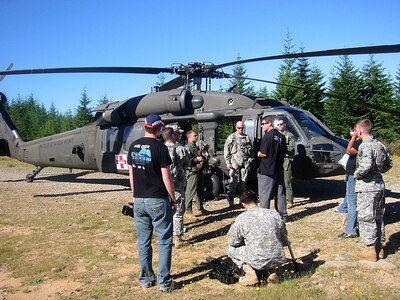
top-left (121, 202), bottom-right (134, 218)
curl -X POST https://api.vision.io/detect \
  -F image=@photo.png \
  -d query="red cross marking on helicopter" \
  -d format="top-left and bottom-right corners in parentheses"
top-left (115, 154), bottom-right (128, 170)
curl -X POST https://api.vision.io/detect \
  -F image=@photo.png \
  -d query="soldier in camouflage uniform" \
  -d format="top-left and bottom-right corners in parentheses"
top-left (224, 121), bottom-right (254, 207)
top-left (162, 127), bottom-right (190, 248)
top-left (353, 119), bottom-right (392, 262)
top-left (227, 190), bottom-right (287, 286)
top-left (274, 117), bottom-right (295, 208)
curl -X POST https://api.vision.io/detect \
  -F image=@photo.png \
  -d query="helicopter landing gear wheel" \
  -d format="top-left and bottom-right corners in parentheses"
top-left (25, 166), bottom-right (44, 182)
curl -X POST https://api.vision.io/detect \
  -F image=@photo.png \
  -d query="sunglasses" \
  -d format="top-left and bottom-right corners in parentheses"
top-left (236, 127), bottom-right (244, 129)
top-left (261, 122), bottom-right (269, 125)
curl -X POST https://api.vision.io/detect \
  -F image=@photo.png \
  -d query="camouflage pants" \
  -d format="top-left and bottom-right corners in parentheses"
top-left (173, 188), bottom-right (186, 237)
top-left (228, 164), bottom-right (250, 197)
top-left (356, 190), bottom-right (385, 246)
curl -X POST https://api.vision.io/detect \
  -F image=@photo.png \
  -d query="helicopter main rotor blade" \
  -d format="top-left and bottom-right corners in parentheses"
top-left (0, 66), bottom-right (174, 76)
top-left (229, 75), bottom-right (400, 116)
top-left (215, 44), bottom-right (400, 69)
top-left (0, 63), bottom-right (14, 81)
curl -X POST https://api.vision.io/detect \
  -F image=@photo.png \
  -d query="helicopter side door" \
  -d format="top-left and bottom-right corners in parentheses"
top-left (96, 123), bottom-right (143, 173)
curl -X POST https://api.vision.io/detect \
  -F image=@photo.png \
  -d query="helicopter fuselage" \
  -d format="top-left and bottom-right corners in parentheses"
top-left (0, 89), bottom-right (347, 197)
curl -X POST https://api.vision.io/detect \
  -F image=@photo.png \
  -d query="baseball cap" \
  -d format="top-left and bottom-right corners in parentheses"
top-left (144, 114), bottom-right (164, 129)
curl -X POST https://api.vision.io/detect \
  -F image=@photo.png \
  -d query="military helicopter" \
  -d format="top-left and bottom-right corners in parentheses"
top-left (1, 44), bottom-right (399, 199)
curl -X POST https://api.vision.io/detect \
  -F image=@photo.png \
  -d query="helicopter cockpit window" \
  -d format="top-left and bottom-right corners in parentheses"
top-left (273, 114), bottom-right (301, 142)
top-left (288, 110), bottom-right (331, 140)
top-left (243, 118), bottom-right (255, 141)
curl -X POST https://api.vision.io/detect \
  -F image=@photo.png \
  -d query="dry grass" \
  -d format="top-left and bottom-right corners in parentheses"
top-left (0, 157), bottom-right (399, 300)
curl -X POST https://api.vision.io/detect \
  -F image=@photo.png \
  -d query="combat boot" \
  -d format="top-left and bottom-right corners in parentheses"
top-left (227, 195), bottom-right (234, 208)
top-left (185, 213), bottom-right (198, 222)
top-left (239, 264), bottom-right (259, 286)
top-left (375, 241), bottom-right (385, 259)
top-left (193, 209), bottom-right (203, 217)
top-left (267, 272), bottom-right (279, 284)
top-left (355, 245), bottom-right (378, 262)
top-left (174, 236), bottom-right (189, 249)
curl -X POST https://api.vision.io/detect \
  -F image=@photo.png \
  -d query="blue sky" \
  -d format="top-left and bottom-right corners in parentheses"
top-left (1, 0), bottom-right (399, 113)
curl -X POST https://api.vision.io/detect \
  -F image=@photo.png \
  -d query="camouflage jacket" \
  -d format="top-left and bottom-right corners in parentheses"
top-left (165, 141), bottom-right (189, 190)
top-left (227, 206), bottom-right (287, 270)
top-left (224, 132), bottom-right (254, 168)
top-left (355, 136), bottom-right (392, 192)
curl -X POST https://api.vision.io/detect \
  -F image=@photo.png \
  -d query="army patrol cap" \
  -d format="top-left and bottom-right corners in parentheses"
top-left (239, 190), bottom-right (258, 203)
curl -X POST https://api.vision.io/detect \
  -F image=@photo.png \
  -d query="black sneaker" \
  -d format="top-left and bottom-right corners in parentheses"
top-left (337, 232), bottom-right (358, 239)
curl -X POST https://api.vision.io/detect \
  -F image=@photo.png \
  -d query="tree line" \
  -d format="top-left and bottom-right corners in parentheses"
top-left (3, 35), bottom-right (400, 143)
top-left (229, 34), bottom-right (400, 142)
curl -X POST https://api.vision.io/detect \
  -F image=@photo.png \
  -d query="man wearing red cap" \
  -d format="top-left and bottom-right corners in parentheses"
top-left (127, 114), bottom-right (177, 292)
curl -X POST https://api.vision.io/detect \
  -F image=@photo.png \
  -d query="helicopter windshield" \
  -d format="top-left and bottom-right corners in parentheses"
top-left (279, 108), bottom-right (331, 140)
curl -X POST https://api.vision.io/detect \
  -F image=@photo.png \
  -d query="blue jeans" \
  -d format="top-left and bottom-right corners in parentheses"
top-left (344, 175), bottom-right (357, 235)
top-left (134, 197), bottom-right (173, 289)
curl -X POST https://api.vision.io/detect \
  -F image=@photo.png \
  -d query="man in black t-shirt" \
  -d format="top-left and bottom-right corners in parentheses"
top-left (127, 114), bottom-right (176, 292)
top-left (257, 116), bottom-right (288, 222)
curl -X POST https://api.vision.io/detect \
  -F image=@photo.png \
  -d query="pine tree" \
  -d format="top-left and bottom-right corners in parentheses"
top-left (257, 86), bottom-right (269, 98)
top-left (97, 94), bottom-right (111, 106)
top-left (273, 31), bottom-right (297, 102)
top-left (289, 48), bottom-right (325, 119)
top-left (75, 89), bottom-right (93, 127)
top-left (8, 95), bottom-right (47, 140)
top-left (229, 55), bottom-right (256, 96)
top-left (324, 56), bottom-right (364, 137)
top-left (156, 73), bottom-right (166, 87)
top-left (41, 102), bottom-right (61, 137)
top-left (395, 64), bottom-right (400, 100)
top-left (60, 108), bottom-right (76, 132)
top-left (360, 56), bottom-right (399, 141)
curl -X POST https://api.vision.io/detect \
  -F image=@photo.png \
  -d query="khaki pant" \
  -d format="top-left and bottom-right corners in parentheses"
top-left (185, 172), bottom-right (204, 213)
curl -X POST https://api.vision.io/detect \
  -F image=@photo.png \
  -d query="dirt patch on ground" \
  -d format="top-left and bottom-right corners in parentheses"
top-left (0, 159), bottom-right (399, 299)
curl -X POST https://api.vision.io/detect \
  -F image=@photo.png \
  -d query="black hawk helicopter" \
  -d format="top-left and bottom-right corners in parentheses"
top-left (1, 44), bottom-right (399, 199)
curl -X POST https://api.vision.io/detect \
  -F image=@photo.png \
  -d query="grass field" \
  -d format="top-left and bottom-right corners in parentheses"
top-left (0, 156), bottom-right (399, 299)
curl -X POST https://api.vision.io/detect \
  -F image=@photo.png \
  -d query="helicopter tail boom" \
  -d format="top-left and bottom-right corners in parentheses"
top-left (0, 93), bottom-right (24, 158)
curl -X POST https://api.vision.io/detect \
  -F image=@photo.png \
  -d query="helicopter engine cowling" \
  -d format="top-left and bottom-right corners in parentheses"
top-left (99, 89), bottom-right (204, 125)
top-left (132, 89), bottom-right (203, 118)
